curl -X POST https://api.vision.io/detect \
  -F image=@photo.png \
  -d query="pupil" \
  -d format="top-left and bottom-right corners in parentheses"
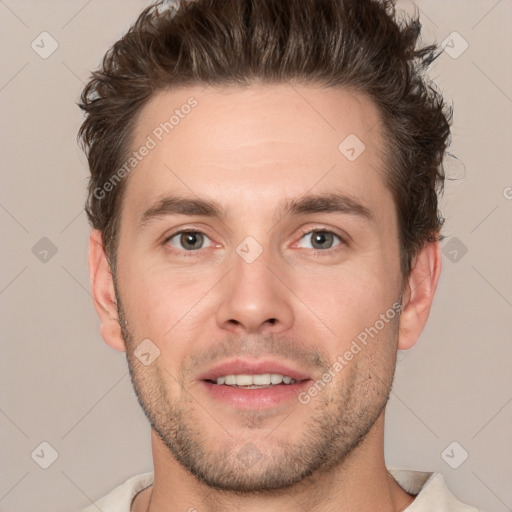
top-left (312, 231), bottom-right (332, 249)
top-left (182, 232), bottom-right (203, 250)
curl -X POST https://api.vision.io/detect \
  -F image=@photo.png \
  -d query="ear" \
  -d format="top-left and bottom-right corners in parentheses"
top-left (88, 229), bottom-right (126, 352)
top-left (398, 240), bottom-right (442, 350)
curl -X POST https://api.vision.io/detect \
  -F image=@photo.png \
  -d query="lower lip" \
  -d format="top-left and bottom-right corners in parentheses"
top-left (199, 380), bottom-right (312, 409)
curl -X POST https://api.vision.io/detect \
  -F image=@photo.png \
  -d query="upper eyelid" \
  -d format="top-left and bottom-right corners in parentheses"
top-left (164, 226), bottom-right (346, 249)
top-left (164, 229), bottom-right (213, 246)
top-left (294, 229), bottom-right (346, 248)
top-left (297, 227), bottom-right (344, 238)
top-left (163, 227), bottom-right (211, 241)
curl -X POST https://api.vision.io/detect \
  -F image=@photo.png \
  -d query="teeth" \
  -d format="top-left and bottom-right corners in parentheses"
top-left (236, 374), bottom-right (253, 386)
top-left (224, 375), bottom-right (237, 385)
top-left (214, 373), bottom-right (297, 386)
top-left (253, 374), bottom-right (271, 385)
top-left (270, 374), bottom-right (282, 384)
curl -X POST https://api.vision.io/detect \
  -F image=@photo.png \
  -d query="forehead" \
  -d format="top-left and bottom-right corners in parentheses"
top-left (123, 83), bottom-right (392, 222)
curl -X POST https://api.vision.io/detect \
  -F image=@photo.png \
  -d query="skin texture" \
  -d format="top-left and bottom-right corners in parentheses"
top-left (89, 84), bottom-right (442, 512)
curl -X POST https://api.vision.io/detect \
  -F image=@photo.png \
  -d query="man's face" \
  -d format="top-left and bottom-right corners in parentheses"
top-left (114, 84), bottom-right (404, 491)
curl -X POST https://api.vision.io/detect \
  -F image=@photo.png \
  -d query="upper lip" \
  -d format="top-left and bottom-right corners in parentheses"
top-left (197, 358), bottom-right (312, 382)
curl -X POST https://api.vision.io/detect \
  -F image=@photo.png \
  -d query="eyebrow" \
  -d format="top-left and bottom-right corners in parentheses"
top-left (137, 192), bottom-right (375, 231)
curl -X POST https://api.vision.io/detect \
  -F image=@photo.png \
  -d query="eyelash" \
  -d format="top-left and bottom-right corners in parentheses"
top-left (296, 227), bottom-right (347, 253)
top-left (163, 227), bottom-right (347, 257)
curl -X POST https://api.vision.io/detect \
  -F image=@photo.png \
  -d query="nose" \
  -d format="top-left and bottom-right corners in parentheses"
top-left (215, 246), bottom-right (294, 335)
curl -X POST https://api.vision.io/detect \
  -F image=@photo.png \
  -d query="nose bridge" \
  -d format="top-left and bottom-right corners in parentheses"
top-left (215, 237), bottom-right (294, 334)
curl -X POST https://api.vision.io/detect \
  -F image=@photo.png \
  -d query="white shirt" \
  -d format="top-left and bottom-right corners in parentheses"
top-left (78, 468), bottom-right (483, 512)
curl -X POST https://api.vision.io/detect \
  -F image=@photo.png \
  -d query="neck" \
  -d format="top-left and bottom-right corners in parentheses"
top-left (132, 414), bottom-right (415, 512)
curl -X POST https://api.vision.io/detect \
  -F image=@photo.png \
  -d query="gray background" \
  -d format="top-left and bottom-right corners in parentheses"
top-left (0, 0), bottom-right (511, 511)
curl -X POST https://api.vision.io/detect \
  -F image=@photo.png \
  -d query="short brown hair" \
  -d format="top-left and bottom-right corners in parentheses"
top-left (78, 0), bottom-right (452, 278)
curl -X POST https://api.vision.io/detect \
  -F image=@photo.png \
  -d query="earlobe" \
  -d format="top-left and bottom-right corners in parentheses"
top-left (88, 229), bottom-right (126, 352)
top-left (398, 240), bottom-right (442, 350)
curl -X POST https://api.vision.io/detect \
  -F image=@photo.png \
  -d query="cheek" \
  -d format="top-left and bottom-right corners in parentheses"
top-left (292, 263), bottom-right (399, 346)
top-left (119, 265), bottom-right (218, 351)
top-left (117, 228), bottom-right (401, 361)
top-left (325, 311), bottom-right (400, 398)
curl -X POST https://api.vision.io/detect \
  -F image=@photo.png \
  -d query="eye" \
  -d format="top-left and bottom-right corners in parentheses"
top-left (165, 230), bottom-right (212, 251)
top-left (297, 230), bottom-right (343, 251)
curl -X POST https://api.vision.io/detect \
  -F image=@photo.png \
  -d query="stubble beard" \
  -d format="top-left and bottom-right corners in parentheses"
top-left (116, 291), bottom-right (398, 494)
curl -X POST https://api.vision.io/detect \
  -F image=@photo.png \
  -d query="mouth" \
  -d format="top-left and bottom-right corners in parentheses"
top-left (205, 373), bottom-right (301, 388)
top-left (197, 359), bottom-right (313, 409)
